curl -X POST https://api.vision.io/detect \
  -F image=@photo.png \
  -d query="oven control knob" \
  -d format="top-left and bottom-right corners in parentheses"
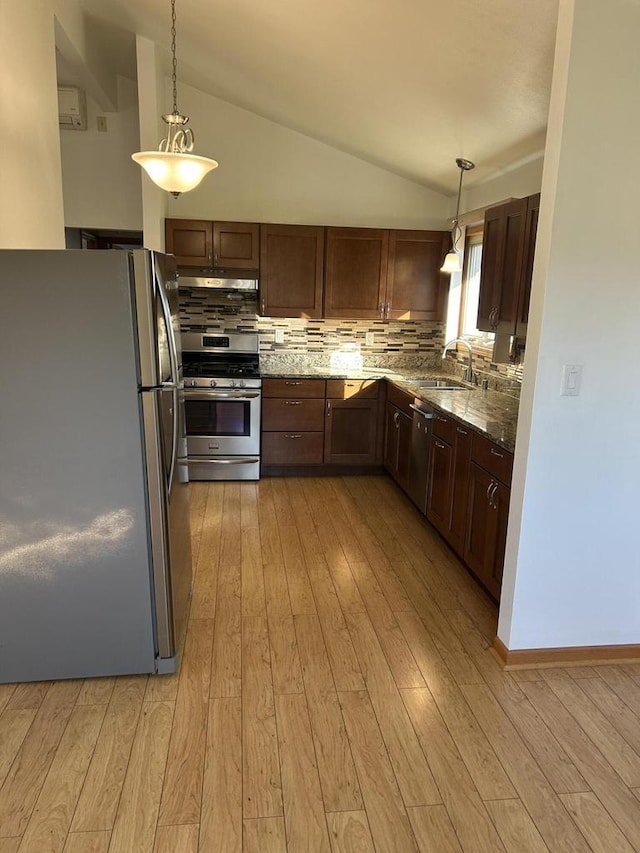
top-left (190, 379), bottom-right (198, 387)
top-left (230, 380), bottom-right (237, 388)
top-left (209, 379), bottom-right (217, 388)
top-left (239, 380), bottom-right (246, 388)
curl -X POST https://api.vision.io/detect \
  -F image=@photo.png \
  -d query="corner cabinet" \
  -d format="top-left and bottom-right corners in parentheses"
top-left (477, 193), bottom-right (540, 338)
top-left (259, 224), bottom-right (324, 318)
top-left (165, 219), bottom-right (259, 269)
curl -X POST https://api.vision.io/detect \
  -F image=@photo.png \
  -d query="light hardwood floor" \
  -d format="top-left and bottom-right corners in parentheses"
top-left (2, 475), bottom-right (640, 851)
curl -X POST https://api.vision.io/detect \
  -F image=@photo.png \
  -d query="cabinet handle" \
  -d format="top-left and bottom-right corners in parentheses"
top-left (436, 415), bottom-right (448, 423)
top-left (386, 301), bottom-right (391, 318)
top-left (214, 253), bottom-right (219, 264)
top-left (435, 440), bottom-right (445, 449)
top-left (490, 448), bottom-right (505, 459)
top-left (393, 410), bottom-right (400, 427)
top-left (261, 299), bottom-right (266, 314)
top-left (285, 401), bottom-right (302, 406)
top-left (490, 482), bottom-right (499, 509)
top-left (284, 381), bottom-right (302, 386)
top-left (285, 434), bottom-right (303, 439)
top-left (379, 304), bottom-right (384, 319)
top-left (456, 427), bottom-right (468, 435)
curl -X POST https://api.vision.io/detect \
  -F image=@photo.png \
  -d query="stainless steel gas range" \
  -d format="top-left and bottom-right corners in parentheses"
top-left (182, 332), bottom-right (261, 480)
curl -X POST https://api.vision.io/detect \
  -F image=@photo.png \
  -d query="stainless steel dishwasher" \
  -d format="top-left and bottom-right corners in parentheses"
top-left (407, 401), bottom-right (434, 513)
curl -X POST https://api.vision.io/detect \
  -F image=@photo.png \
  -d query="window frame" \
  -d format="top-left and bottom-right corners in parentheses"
top-left (457, 224), bottom-right (494, 354)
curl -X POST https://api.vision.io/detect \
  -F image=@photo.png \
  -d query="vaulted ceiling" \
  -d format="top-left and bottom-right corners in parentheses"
top-left (80, 0), bottom-right (559, 195)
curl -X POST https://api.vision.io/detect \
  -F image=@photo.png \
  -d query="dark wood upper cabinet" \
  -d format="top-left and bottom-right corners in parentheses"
top-left (260, 224), bottom-right (324, 318)
top-left (516, 193), bottom-right (540, 338)
top-left (386, 230), bottom-right (449, 320)
top-left (213, 221), bottom-right (259, 269)
top-left (477, 194), bottom-right (540, 339)
top-left (324, 227), bottom-right (389, 319)
top-left (165, 219), bottom-right (258, 268)
top-left (165, 218), bottom-right (212, 267)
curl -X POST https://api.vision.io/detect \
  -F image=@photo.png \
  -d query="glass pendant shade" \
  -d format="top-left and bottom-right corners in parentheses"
top-left (440, 250), bottom-right (462, 274)
top-left (132, 151), bottom-right (218, 196)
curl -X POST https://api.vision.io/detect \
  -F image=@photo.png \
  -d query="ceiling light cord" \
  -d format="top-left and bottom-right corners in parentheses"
top-left (440, 157), bottom-right (475, 274)
top-left (170, 0), bottom-right (178, 117)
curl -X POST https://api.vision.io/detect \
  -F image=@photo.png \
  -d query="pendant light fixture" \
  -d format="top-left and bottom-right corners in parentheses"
top-left (440, 157), bottom-right (475, 274)
top-left (132, 0), bottom-right (218, 198)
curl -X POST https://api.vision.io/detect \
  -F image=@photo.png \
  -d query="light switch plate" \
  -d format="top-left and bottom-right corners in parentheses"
top-left (561, 363), bottom-right (583, 396)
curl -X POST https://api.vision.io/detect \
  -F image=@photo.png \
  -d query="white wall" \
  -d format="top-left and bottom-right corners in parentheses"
top-left (0, 1), bottom-right (65, 248)
top-left (165, 82), bottom-right (449, 229)
top-left (499, 0), bottom-right (640, 650)
top-left (461, 157), bottom-right (544, 219)
top-left (60, 76), bottom-right (143, 231)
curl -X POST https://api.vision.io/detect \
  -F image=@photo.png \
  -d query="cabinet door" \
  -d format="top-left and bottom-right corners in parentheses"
top-left (395, 409), bottom-right (413, 492)
top-left (386, 230), bottom-right (449, 320)
top-left (324, 398), bottom-right (378, 465)
top-left (165, 219), bottom-right (212, 267)
top-left (213, 222), bottom-right (259, 269)
top-left (516, 193), bottom-right (540, 338)
top-left (495, 199), bottom-right (527, 335)
top-left (447, 424), bottom-right (472, 557)
top-left (383, 402), bottom-right (400, 475)
top-left (324, 228), bottom-right (388, 319)
top-left (260, 224), bottom-right (324, 317)
top-left (426, 435), bottom-right (453, 536)
top-left (477, 205), bottom-right (505, 332)
top-left (464, 462), bottom-right (496, 581)
top-left (487, 480), bottom-right (510, 599)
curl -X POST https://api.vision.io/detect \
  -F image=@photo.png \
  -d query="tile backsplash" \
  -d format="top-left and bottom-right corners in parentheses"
top-left (179, 288), bottom-right (446, 356)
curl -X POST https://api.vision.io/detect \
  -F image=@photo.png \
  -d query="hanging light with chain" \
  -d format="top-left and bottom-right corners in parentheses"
top-left (440, 158), bottom-right (475, 274)
top-left (132, 0), bottom-right (218, 197)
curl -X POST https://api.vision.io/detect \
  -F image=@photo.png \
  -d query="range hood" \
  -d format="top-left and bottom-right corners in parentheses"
top-left (177, 267), bottom-right (258, 291)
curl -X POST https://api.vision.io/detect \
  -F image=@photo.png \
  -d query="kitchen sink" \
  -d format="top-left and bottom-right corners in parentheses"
top-left (413, 378), bottom-right (469, 391)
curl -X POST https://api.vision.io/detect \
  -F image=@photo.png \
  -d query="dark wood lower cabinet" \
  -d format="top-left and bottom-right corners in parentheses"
top-left (448, 425), bottom-right (472, 554)
top-left (383, 401), bottom-right (412, 492)
top-left (464, 462), bottom-right (510, 599)
top-left (324, 398), bottom-right (378, 465)
top-left (426, 436), bottom-right (452, 533)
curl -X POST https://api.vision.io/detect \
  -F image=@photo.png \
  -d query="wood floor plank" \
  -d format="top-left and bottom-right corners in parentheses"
top-left (326, 811), bottom-right (375, 853)
top-left (306, 559), bottom-right (365, 692)
top-left (277, 524), bottom-right (316, 616)
top-left (70, 697), bottom-right (141, 833)
top-left (0, 680), bottom-right (81, 837)
top-left (484, 799), bottom-right (550, 853)
top-left (210, 559), bottom-right (242, 698)
top-left (595, 665), bottom-right (640, 717)
top-left (5, 683), bottom-right (52, 711)
top-left (577, 675), bottom-right (640, 756)
top-left (349, 560), bottom-right (425, 689)
top-left (153, 824), bottom-right (199, 853)
top-left (63, 832), bottom-right (110, 853)
top-left (397, 610), bottom-right (516, 801)
top-left (243, 817), bottom-right (287, 853)
top-left (345, 611), bottom-right (440, 807)
top-left (0, 839), bottom-right (19, 853)
top-left (401, 688), bottom-right (505, 852)
top-left (0, 687), bottom-right (16, 716)
top-left (559, 791), bottom-right (634, 853)
top-left (263, 559), bottom-right (303, 695)
top-left (239, 481), bottom-right (259, 529)
top-left (269, 478), bottom-right (296, 528)
top-left (242, 615), bottom-right (282, 819)
top-left (18, 704), bottom-right (105, 853)
top-left (469, 649), bottom-right (589, 795)
top-left (187, 482), bottom-right (209, 565)
top-left (275, 693), bottom-right (331, 852)
top-left (460, 682), bottom-right (593, 853)
top-left (521, 680), bottom-right (640, 850)
top-left (76, 680), bottom-right (115, 707)
top-left (294, 615), bottom-right (363, 812)
top-left (190, 485), bottom-right (222, 620)
top-left (540, 669), bottom-right (640, 787)
top-left (338, 691), bottom-right (419, 853)
top-left (158, 618), bottom-right (214, 826)
top-left (109, 676), bottom-right (148, 706)
top-left (199, 697), bottom-right (242, 853)
top-left (406, 805), bottom-right (463, 853)
top-left (0, 710), bottom-right (36, 791)
top-left (107, 701), bottom-right (174, 853)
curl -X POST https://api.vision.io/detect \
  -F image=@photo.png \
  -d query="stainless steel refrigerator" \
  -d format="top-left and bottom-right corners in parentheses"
top-left (0, 249), bottom-right (192, 682)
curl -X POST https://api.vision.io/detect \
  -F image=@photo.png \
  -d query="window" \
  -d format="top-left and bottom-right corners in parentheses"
top-left (457, 226), bottom-right (494, 348)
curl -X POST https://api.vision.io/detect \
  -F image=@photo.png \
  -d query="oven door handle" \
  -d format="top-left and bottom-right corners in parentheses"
top-left (187, 456), bottom-right (259, 465)
top-left (184, 391), bottom-right (261, 400)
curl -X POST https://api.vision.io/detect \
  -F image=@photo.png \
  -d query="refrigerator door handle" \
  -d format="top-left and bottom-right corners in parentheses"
top-left (153, 255), bottom-right (180, 493)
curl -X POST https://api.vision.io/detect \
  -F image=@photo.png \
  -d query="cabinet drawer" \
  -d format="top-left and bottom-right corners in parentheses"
top-left (432, 411), bottom-right (456, 443)
top-left (262, 378), bottom-right (326, 398)
top-left (385, 382), bottom-right (414, 416)
top-left (471, 433), bottom-right (513, 486)
top-left (262, 432), bottom-right (324, 465)
top-left (326, 379), bottom-right (378, 399)
top-left (262, 398), bottom-right (325, 431)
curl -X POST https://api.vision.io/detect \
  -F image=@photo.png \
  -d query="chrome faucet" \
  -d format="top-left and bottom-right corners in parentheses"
top-left (442, 338), bottom-right (474, 383)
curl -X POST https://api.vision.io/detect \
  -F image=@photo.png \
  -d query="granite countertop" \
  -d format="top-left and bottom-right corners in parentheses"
top-left (259, 358), bottom-right (519, 451)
